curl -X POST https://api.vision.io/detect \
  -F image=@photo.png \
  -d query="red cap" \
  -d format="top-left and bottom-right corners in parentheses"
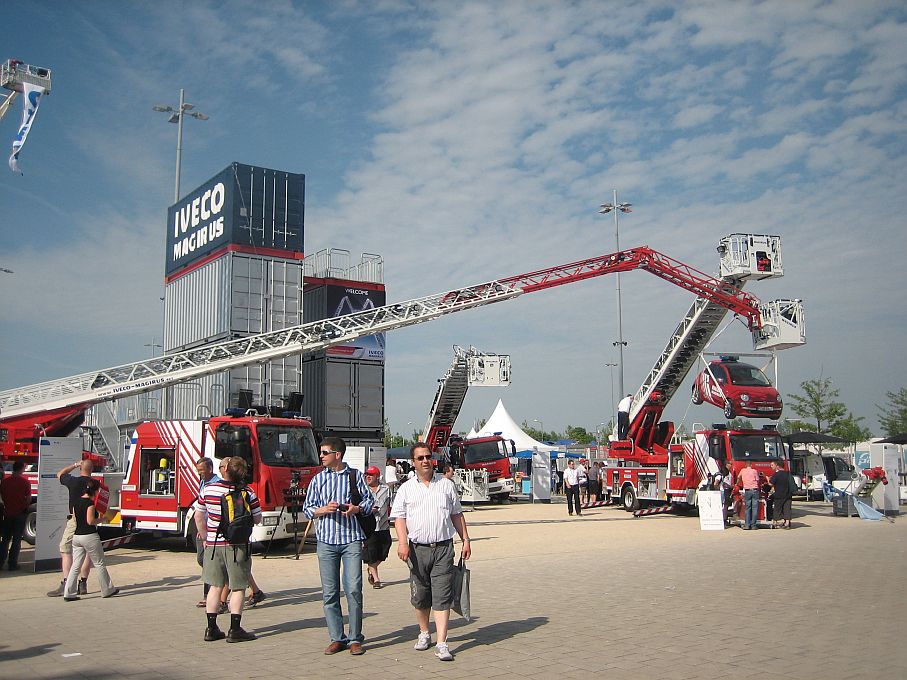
top-left (365, 466), bottom-right (381, 475)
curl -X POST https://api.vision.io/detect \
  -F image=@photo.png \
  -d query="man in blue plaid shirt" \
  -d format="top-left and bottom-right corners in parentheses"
top-left (303, 436), bottom-right (374, 656)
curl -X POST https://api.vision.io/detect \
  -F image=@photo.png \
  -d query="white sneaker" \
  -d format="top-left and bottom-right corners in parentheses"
top-left (414, 631), bottom-right (431, 651)
top-left (435, 642), bottom-right (453, 661)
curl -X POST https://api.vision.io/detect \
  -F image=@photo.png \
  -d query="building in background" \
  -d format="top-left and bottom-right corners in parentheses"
top-left (86, 163), bottom-right (385, 461)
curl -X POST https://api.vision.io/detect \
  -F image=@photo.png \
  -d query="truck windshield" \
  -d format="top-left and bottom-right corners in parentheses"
top-left (256, 425), bottom-right (319, 467)
top-left (729, 434), bottom-right (785, 461)
top-left (463, 440), bottom-right (506, 465)
top-left (727, 363), bottom-right (772, 387)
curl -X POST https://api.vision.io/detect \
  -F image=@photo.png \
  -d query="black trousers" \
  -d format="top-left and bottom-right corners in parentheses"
top-left (617, 411), bottom-right (630, 439)
top-left (566, 485), bottom-right (581, 515)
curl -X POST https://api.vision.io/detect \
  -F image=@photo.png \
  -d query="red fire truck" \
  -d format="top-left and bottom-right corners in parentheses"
top-left (119, 410), bottom-right (320, 545)
top-left (420, 346), bottom-right (516, 502)
top-left (600, 234), bottom-right (805, 525)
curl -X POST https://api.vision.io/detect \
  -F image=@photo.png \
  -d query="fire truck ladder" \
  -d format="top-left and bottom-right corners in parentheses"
top-left (0, 241), bottom-right (793, 424)
top-left (624, 235), bottom-right (803, 433)
top-left (422, 345), bottom-right (510, 450)
top-left (1, 59), bottom-right (52, 123)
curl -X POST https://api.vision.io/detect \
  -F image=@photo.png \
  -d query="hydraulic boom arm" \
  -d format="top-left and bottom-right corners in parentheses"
top-left (0, 246), bottom-right (767, 423)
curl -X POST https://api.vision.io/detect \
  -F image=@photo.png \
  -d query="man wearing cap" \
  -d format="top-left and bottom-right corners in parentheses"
top-left (391, 442), bottom-right (471, 662)
top-left (362, 466), bottom-right (391, 589)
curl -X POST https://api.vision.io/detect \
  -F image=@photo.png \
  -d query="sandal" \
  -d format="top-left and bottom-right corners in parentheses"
top-left (373, 581), bottom-right (382, 589)
top-left (367, 573), bottom-right (375, 586)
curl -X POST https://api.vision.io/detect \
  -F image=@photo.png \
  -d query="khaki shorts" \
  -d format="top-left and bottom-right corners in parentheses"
top-left (59, 516), bottom-right (77, 554)
top-left (202, 544), bottom-right (252, 590)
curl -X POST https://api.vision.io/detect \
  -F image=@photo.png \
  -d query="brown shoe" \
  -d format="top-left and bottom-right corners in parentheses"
top-left (324, 641), bottom-right (347, 655)
top-left (349, 642), bottom-right (365, 656)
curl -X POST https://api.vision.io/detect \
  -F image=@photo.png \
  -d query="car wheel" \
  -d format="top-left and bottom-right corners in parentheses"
top-left (621, 486), bottom-right (640, 512)
top-left (691, 384), bottom-right (703, 405)
top-left (724, 400), bottom-right (735, 419)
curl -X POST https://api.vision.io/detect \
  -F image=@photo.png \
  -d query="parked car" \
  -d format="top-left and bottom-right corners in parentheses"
top-left (691, 356), bottom-right (782, 419)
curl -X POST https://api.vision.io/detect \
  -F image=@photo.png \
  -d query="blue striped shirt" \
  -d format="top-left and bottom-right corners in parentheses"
top-left (303, 464), bottom-right (375, 545)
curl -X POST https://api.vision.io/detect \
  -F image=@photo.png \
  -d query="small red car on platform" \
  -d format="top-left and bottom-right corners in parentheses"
top-left (692, 356), bottom-right (782, 420)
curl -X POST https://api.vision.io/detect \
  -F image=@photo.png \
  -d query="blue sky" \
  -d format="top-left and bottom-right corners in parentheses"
top-left (2, 0), bottom-right (906, 438)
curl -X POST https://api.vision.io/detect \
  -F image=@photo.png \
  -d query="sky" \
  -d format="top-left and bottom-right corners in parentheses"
top-left (1, 0), bottom-right (906, 440)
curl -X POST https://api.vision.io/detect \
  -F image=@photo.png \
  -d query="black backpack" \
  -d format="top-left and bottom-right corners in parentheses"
top-left (215, 484), bottom-right (254, 547)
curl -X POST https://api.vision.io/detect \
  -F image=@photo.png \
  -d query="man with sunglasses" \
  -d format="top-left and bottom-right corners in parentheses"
top-left (303, 436), bottom-right (374, 656)
top-left (390, 442), bottom-right (471, 662)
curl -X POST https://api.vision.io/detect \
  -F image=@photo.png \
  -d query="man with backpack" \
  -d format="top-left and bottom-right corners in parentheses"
top-left (303, 436), bottom-right (374, 656)
top-left (198, 456), bottom-right (262, 643)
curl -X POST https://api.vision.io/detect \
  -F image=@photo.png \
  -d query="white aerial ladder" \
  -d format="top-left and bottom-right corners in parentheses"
top-left (0, 59), bottom-right (51, 123)
top-left (421, 346), bottom-right (511, 451)
top-left (0, 236), bottom-right (804, 436)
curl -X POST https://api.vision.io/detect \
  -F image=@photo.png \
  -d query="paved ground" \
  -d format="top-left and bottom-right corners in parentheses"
top-left (0, 498), bottom-right (904, 680)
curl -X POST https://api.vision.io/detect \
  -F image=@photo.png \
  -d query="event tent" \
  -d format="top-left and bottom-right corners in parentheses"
top-left (472, 399), bottom-right (559, 454)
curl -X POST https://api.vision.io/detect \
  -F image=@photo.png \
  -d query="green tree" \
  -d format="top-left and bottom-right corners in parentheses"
top-left (877, 388), bottom-right (907, 436)
top-left (775, 418), bottom-right (811, 436)
top-left (565, 425), bottom-right (594, 445)
top-left (728, 417), bottom-right (753, 430)
top-left (828, 411), bottom-right (872, 449)
top-left (787, 377), bottom-right (847, 434)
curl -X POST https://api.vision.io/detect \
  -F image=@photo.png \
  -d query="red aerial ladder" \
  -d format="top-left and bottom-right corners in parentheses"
top-left (1, 235), bottom-right (800, 466)
top-left (0, 235), bottom-right (803, 538)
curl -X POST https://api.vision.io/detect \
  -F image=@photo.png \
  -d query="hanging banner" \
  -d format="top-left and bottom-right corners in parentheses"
top-left (9, 81), bottom-right (45, 173)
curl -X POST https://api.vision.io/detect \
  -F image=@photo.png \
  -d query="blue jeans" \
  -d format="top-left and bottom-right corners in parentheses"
top-left (744, 489), bottom-right (760, 528)
top-left (316, 540), bottom-right (364, 644)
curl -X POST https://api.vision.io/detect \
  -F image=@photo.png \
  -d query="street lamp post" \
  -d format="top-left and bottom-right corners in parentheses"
top-left (153, 90), bottom-right (209, 419)
top-left (153, 88), bottom-right (210, 204)
top-left (532, 419), bottom-right (544, 439)
top-left (599, 190), bottom-right (632, 397)
top-left (604, 362), bottom-right (617, 418)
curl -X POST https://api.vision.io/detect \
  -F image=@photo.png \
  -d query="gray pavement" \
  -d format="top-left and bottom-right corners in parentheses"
top-left (1, 499), bottom-right (905, 680)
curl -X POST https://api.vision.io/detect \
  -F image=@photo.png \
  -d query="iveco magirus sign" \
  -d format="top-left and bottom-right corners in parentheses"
top-left (165, 163), bottom-right (305, 277)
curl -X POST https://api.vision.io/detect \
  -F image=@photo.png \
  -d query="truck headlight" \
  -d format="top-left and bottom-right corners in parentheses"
top-left (262, 516), bottom-right (279, 526)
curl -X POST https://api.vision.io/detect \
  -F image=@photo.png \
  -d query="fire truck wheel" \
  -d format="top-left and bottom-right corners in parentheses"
top-left (23, 505), bottom-right (37, 546)
top-left (723, 400), bottom-right (735, 419)
top-left (621, 486), bottom-right (640, 512)
top-left (691, 384), bottom-right (703, 405)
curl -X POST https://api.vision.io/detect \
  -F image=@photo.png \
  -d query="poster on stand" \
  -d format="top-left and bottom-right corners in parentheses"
top-left (35, 438), bottom-right (83, 571)
top-left (697, 490), bottom-right (726, 531)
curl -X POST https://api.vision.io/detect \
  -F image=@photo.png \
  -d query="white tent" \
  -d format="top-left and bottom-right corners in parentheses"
top-left (473, 399), bottom-right (558, 453)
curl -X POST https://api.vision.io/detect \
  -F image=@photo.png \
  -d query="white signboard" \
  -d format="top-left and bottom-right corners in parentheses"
top-left (35, 438), bottom-right (83, 571)
top-left (530, 448), bottom-right (551, 501)
top-left (697, 490), bottom-right (726, 531)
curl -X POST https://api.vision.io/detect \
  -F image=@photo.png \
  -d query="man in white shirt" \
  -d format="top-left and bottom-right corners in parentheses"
top-left (617, 394), bottom-right (633, 440)
top-left (563, 459), bottom-right (582, 516)
top-left (391, 442), bottom-right (471, 662)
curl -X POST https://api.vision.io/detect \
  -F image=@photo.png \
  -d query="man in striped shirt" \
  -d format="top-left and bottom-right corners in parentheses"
top-left (391, 442), bottom-right (471, 662)
top-left (199, 456), bottom-right (262, 643)
top-left (303, 436), bottom-right (374, 656)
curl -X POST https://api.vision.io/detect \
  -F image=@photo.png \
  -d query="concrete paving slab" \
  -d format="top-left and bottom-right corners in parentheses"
top-left (0, 499), bottom-right (904, 679)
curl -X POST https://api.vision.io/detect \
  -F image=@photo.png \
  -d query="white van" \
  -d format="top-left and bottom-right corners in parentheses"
top-left (789, 450), bottom-right (858, 500)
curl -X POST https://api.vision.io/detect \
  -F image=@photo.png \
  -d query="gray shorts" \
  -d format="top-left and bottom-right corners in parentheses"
top-left (59, 516), bottom-right (77, 554)
top-left (202, 544), bottom-right (252, 590)
top-left (408, 540), bottom-right (455, 611)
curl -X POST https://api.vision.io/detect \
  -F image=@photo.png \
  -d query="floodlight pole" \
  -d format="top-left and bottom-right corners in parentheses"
top-left (599, 190), bottom-right (632, 398)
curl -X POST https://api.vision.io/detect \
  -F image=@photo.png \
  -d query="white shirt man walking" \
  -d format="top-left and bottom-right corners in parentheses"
top-left (391, 442), bottom-right (471, 662)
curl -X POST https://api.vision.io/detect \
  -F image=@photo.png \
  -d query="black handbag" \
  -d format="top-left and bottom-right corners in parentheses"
top-left (348, 469), bottom-right (377, 538)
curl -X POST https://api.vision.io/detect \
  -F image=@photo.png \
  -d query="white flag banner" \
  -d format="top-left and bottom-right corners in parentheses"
top-left (9, 81), bottom-right (45, 173)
